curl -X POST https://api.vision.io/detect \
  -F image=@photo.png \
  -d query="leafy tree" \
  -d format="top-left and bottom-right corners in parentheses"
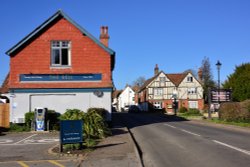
top-left (131, 76), bottom-right (146, 87)
top-left (200, 57), bottom-right (216, 103)
top-left (223, 63), bottom-right (250, 101)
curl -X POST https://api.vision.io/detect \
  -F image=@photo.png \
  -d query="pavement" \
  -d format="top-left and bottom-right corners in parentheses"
top-left (80, 113), bottom-right (142, 167)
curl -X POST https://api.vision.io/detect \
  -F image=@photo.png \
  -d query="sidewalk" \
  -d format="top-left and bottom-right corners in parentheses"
top-left (80, 114), bottom-right (141, 167)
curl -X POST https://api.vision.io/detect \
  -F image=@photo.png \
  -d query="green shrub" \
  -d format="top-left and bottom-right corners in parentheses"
top-left (60, 109), bottom-right (84, 120)
top-left (180, 108), bottom-right (202, 116)
top-left (188, 108), bottom-right (201, 115)
top-left (25, 112), bottom-right (35, 129)
top-left (9, 123), bottom-right (29, 132)
top-left (86, 108), bottom-right (108, 120)
top-left (84, 109), bottom-right (111, 139)
top-left (85, 138), bottom-right (97, 148)
top-left (179, 107), bottom-right (188, 113)
top-left (219, 100), bottom-right (250, 122)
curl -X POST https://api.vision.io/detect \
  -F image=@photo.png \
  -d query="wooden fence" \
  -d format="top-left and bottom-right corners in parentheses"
top-left (0, 103), bottom-right (10, 128)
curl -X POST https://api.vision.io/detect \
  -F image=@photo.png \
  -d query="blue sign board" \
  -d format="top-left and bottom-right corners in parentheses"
top-left (20, 74), bottom-right (102, 82)
top-left (60, 120), bottom-right (83, 144)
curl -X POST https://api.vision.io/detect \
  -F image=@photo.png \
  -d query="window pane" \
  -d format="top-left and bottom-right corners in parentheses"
top-left (52, 41), bottom-right (60, 47)
top-left (52, 49), bottom-right (60, 64)
top-left (61, 48), bottom-right (68, 65)
top-left (62, 41), bottom-right (69, 47)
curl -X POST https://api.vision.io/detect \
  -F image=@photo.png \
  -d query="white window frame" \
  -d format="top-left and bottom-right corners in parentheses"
top-left (188, 88), bottom-right (197, 94)
top-left (187, 76), bottom-right (193, 82)
top-left (188, 101), bottom-right (198, 109)
top-left (154, 88), bottom-right (163, 96)
top-left (51, 41), bottom-right (71, 67)
top-left (153, 101), bottom-right (162, 109)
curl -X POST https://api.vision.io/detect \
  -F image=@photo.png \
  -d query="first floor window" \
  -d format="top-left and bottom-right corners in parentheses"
top-left (188, 101), bottom-right (198, 109)
top-left (188, 88), bottom-right (197, 94)
top-left (51, 41), bottom-right (71, 66)
top-left (154, 88), bottom-right (163, 96)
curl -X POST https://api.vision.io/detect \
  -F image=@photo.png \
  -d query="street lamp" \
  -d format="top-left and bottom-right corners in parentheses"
top-left (172, 89), bottom-right (178, 115)
top-left (216, 60), bottom-right (222, 117)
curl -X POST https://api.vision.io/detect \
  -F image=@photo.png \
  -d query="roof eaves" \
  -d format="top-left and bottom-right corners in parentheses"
top-left (60, 10), bottom-right (115, 56)
top-left (6, 10), bottom-right (115, 57)
top-left (6, 10), bottom-right (62, 55)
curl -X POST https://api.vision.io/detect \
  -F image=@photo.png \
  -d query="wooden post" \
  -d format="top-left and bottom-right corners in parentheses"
top-left (208, 87), bottom-right (211, 119)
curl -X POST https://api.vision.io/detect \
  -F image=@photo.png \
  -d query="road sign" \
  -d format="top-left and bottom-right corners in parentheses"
top-left (211, 89), bottom-right (232, 102)
top-left (60, 120), bottom-right (83, 144)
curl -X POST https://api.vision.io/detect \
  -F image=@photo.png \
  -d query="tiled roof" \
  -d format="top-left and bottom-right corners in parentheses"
top-left (0, 73), bottom-right (9, 93)
top-left (112, 90), bottom-right (122, 98)
top-left (138, 72), bottom-right (190, 92)
top-left (166, 73), bottom-right (187, 86)
top-left (138, 76), bottom-right (156, 92)
top-left (132, 85), bottom-right (140, 92)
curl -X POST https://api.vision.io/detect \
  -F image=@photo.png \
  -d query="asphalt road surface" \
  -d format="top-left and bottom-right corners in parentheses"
top-left (117, 113), bottom-right (250, 167)
top-left (0, 132), bottom-right (81, 167)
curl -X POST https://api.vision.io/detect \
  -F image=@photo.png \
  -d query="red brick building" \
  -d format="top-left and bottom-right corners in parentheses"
top-left (5, 10), bottom-right (115, 123)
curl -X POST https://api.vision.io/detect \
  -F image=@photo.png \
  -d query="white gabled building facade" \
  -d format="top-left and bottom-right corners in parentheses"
top-left (118, 86), bottom-right (135, 111)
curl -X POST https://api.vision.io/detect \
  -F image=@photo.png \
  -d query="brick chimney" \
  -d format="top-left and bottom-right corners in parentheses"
top-left (154, 64), bottom-right (159, 76)
top-left (99, 26), bottom-right (109, 47)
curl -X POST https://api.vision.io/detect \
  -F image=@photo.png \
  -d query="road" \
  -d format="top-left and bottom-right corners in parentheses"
top-left (117, 113), bottom-right (250, 167)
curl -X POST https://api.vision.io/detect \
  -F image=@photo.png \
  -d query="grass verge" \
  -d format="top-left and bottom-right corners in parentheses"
top-left (208, 118), bottom-right (250, 128)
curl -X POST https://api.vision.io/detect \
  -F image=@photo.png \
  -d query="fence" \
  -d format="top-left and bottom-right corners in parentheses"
top-left (0, 103), bottom-right (10, 128)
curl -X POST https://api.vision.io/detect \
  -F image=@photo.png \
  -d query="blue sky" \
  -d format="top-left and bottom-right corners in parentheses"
top-left (0, 0), bottom-right (249, 89)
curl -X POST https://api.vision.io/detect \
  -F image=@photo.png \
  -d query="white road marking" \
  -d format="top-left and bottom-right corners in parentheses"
top-left (14, 134), bottom-right (37, 144)
top-left (213, 140), bottom-right (250, 156)
top-left (0, 139), bottom-right (13, 144)
top-left (164, 123), bottom-right (177, 129)
top-left (181, 129), bottom-right (201, 137)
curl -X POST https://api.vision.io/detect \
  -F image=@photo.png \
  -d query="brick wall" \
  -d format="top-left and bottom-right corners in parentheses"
top-left (9, 18), bottom-right (112, 89)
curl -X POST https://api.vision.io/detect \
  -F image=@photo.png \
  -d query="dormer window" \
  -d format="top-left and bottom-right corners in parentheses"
top-left (51, 41), bottom-right (71, 66)
top-left (187, 76), bottom-right (193, 82)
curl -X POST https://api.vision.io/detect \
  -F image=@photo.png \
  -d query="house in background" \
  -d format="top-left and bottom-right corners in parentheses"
top-left (0, 73), bottom-right (10, 103)
top-left (117, 85), bottom-right (136, 112)
top-left (5, 10), bottom-right (115, 123)
top-left (112, 90), bottom-right (122, 111)
top-left (137, 64), bottom-right (204, 113)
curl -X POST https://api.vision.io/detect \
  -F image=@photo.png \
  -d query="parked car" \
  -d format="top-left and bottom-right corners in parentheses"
top-left (128, 105), bottom-right (140, 113)
top-left (123, 105), bottom-right (130, 112)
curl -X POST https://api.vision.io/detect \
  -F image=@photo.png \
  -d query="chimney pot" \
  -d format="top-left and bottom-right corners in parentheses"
top-left (154, 64), bottom-right (159, 76)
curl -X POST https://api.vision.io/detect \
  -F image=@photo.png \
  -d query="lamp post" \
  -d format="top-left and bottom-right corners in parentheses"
top-left (216, 60), bottom-right (222, 118)
top-left (172, 89), bottom-right (177, 115)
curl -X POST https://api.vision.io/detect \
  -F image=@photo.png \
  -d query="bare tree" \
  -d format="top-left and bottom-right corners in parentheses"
top-left (131, 76), bottom-right (146, 87)
top-left (200, 57), bottom-right (216, 103)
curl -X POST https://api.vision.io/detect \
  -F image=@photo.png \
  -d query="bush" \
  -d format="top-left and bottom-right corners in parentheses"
top-left (188, 108), bottom-right (201, 115)
top-left (179, 107), bottom-right (188, 113)
top-left (84, 108), bottom-right (111, 139)
top-left (86, 108), bottom-right (108, 120)
top-left (25, 112), bottom-right (35, 129)
top-left (9, 123), bottom-right (29, 132)
top-left (60, 109), bottom-right (84, 120)
top-left (180, 108), bottom-right (202, 116)
top-left (219, 100), bottom-right (250, 122)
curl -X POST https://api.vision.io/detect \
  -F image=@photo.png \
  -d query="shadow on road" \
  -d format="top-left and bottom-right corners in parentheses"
top-left (112, 112), bottom-right (189, 130)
